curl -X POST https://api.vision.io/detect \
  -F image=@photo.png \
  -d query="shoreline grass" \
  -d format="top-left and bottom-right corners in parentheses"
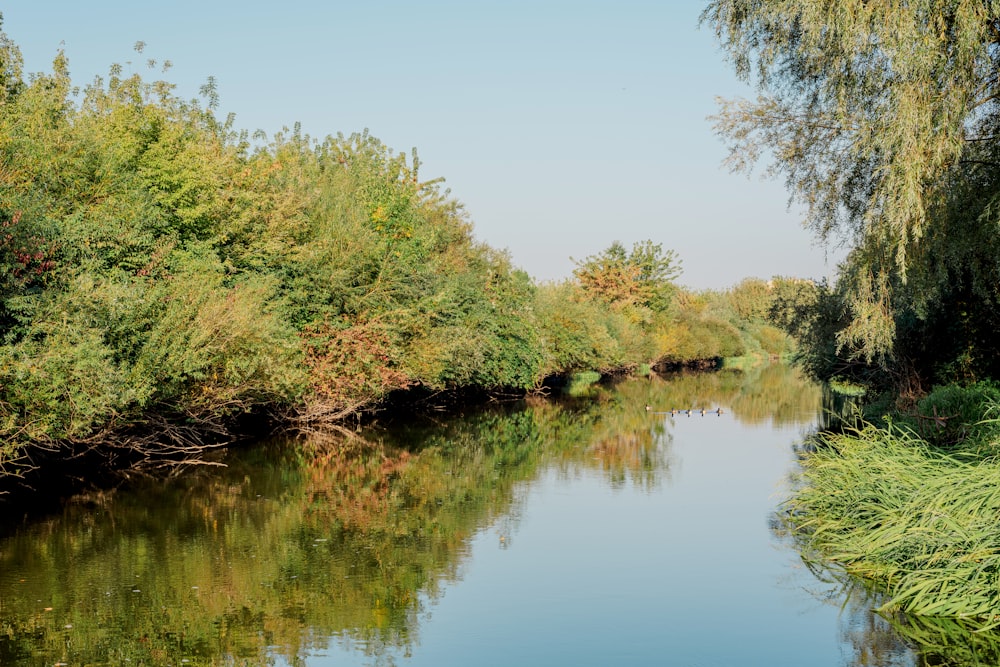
top-left (786, 416), bottom-right (1000, 630)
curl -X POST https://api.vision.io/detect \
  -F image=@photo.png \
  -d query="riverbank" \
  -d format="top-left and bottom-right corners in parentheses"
top-left (0, 28), bottom-right (811, 505)
top-left (0, 358), bottom-right (743, 512)
top-left (784, 382), bottom-right (1000, 630)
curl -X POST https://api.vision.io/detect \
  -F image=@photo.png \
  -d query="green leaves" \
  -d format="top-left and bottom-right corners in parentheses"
top-left (0, 21), bottom-right (769, 466)
top-left (707, 0), bottom-right (994, 247)
top-left (706, 0), bottom-right (1000, 362)
top-left (572, 240), bottom-right (681, 314)
top-left (135, 255), bottom-right (306, 413)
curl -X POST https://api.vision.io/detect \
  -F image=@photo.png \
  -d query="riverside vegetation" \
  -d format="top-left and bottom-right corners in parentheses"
top-left (20, 0), bottom-right (1000, 640)
top-left (0, 24), bottom-right (805, 492)
top-left (706, 1), bottom-right (1000, 632)
top-left (12, 0), bottom-right (1000, 650)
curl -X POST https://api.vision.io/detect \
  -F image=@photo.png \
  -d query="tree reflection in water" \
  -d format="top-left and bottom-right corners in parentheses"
top-left (0, 364), bottom-right (863, 667)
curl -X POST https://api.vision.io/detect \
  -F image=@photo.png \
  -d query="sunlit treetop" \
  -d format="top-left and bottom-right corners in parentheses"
top-left (572, 240), bottom-right (681, 313)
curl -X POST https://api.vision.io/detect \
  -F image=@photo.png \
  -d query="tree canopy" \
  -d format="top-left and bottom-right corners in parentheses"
top-left (572, 240), bottom-right (681, 313)
top-left (705, 0), bottom-right (1000, 254)
top-left (704, 1), bottom-right (1000, 366)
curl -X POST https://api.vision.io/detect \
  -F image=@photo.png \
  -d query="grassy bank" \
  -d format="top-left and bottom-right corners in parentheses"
top-left (786, 384), bottom-right (1000, 630)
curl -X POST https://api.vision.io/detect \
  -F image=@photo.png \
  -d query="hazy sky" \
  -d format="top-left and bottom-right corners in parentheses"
top-left (1, 1), bottom-right (845, 289)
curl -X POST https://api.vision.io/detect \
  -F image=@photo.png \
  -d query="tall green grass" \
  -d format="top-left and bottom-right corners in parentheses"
top-left (787, 416), bottom-right (1000, 630)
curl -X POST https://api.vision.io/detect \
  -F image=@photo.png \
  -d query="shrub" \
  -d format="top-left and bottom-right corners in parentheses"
top-left (898, 383), bottom-right (1000, 450)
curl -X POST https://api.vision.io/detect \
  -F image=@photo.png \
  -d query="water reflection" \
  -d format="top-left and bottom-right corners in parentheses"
top-left (0, 364), bottom-right (955, 666)
top-left (645, 364), bottom-right (824, 427)
top-left (783, 549), bottom-right (1000, 667)
top-left (1, 380), bottom-right (685, 666)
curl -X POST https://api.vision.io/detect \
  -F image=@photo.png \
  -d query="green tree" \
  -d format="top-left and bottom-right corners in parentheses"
top-left (727, 277), bottom-right (773, 324)
top-left (704, 1), bottom-right (1000, 361)
top-left (572, 240), bottom-right (681, 313)
top-left (0, 13), bottom-right (23, 103)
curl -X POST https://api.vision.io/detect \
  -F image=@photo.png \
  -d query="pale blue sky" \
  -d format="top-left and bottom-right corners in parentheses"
top-left (1, 1), bottom-right (844, 289)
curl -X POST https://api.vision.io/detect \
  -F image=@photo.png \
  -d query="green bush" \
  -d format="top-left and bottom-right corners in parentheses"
top-left (0, 320), bottom-right (128, 444)
top-left (750, 323), bottom-right (794, 356)
top-left (135, 258), bottom-right (306, 415)
top-left (657, 308), bottom-right (746, 363)
top-left (896, 383), bottom-right (1000, 450)
top-left (533, 282), bottom-right (629, 375)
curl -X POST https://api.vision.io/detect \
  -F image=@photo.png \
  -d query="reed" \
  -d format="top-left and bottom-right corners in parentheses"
top-left (786, 416), bottom-right (1000, 630)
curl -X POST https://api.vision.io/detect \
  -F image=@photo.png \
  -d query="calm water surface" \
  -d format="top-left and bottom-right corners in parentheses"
top-left (1, 365), bottom-right (989, 665)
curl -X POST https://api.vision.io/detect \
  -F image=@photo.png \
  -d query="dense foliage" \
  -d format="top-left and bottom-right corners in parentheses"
top-left (0, 24), bottom-right (791, 479)
top-left (706, 1), bottom-right (1000, 388)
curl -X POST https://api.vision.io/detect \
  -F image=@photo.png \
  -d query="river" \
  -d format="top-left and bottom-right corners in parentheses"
top-left (1, 364), bottom-right (993, 666)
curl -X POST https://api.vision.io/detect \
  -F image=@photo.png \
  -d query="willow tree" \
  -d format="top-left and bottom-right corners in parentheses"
top-left (703, 1), bottom-right (1000, 365)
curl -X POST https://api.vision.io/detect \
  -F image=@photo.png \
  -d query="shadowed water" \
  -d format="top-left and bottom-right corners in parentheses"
top-left (0, 365), bottom-right (987, 666)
